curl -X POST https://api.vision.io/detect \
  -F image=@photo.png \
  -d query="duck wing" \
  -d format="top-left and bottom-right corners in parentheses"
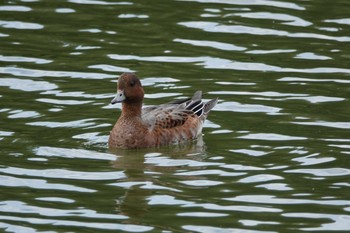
top-left (142, 91), bottom-right (218, 129)
top-left (142, 103), bottom-right (193, 129)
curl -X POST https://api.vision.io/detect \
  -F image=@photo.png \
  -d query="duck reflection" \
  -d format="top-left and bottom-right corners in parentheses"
top-left (109, 136), bottom-right (206, 221)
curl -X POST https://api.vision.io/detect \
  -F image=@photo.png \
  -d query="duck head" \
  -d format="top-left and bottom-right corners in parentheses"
top-left (111, 73), bottom-right (144, 104)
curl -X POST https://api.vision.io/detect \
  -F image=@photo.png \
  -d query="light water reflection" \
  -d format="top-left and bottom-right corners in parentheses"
top-left (1, 0), bottom-right (350, 232)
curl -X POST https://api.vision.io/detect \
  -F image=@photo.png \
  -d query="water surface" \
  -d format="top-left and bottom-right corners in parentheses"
top-left (1, 0), bottom-right (350, 232)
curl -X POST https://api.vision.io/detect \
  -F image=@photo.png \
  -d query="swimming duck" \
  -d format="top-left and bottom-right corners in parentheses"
top-left (108, 73), bottom-right (218, 149)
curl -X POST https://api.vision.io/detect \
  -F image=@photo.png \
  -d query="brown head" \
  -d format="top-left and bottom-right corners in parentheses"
top-left (111, 73), bottom-right (144, 105)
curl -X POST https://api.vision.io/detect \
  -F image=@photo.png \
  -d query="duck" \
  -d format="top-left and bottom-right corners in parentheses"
top-left (108, 73), bottom-right (218, 149)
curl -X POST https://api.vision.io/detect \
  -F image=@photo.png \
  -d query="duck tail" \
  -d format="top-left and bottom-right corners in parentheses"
top-left (185, 91), bottom-right (218, 118)
top-left (204, 97), bottom-right (218, 115)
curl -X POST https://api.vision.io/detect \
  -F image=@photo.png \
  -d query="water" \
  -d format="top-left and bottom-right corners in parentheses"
top-left (1, 0), bottom-right (350, 232)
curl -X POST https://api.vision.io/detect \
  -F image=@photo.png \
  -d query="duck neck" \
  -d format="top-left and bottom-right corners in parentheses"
top-left (121, 101), bottom-right (142, 118)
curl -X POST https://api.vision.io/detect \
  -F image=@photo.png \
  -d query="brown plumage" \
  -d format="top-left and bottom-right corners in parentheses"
top-left (109, 73), bottom-right (218, 149)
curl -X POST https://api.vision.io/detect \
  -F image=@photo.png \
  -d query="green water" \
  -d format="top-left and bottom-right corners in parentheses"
top-left (1, 0), bottom-right (350, 232)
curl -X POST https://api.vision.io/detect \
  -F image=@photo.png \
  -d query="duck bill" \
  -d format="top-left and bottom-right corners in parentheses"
top-left (111, 90), bottom-right (126, 104)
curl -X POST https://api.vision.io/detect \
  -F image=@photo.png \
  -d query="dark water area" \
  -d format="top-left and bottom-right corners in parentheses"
top-left (1, 0), bottom-right (350, 232)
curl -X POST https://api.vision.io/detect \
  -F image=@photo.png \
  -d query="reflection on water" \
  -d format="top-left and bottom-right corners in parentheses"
top-left (1, 0), bottom-right (350, 232)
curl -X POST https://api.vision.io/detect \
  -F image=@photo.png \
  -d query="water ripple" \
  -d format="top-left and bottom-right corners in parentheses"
top-left (238, 174), bottom-right (284, 183)
top-left (0, 6), bottom-right (31, 12)
top-left (179, 21), bottom-right (350, 42)
top-left (234, 12), bottom-right (312, 27)
top-left (110, 54), bottom-right (350, 74)
top-left (110, 181), bottom-right (180, 192)
top-left (148, 195), bottom-right (192, 206)
top-left (0, 67), bottom-right (114, 79)
top-left (36, 98), bottom-right (93, 105)
top-left (292, 121), bottom-right (350, 129)
top-left (0, 201), bottom-right (126, 219)
top-left (68, 0), bottom-right (132, 5)
top-left (256, 183), bottom-right (292, 191)
top-left (180, 0), bottom-right (305, 10)
top-left (238, 133), bottom-right (307, 141)
top-left (255, 96), bottom-right (345, 103)
top-left (214, 101), bottom-right (282, 114)
top-left (0, 215), bottom-right (152, 232)
top-left (0, 167), bottom-right (125, 180)
top-left (176, 169), bottom-right (244, 177)
top-left (174, 38), bottom-right (247, 51)
top-left (118, 13), bottom-right (149, 19)
top-left (285, 168), bottom-right (350, 177)
top-left (0, 55), bottom-right (52, 64)
top-left (278, 76), bottom-right (350, 84)
top-left (226, 195), bottom-right (350, 206)
top-left (27, 119), bottom-right (98, 128)
top-left (324, 18), bottom-right (350, 26)
top-left (178, 212), bottom-right (228, 217)
top-left (193, 203), bottom-right (282, 213)
top-left (294, 52), bottom-right (332, 60)
top-left (34, 146), bottom-right (116, 160)
top-left (230, 149), bottom-right (270, 157)
top-left (41, 90), bottom-right (110, 99)
top-left (55, 8), bottom-right (76, 13)
top-left (292, 153), bottom-right (336, 166)
top-left (283, 213), bottom-right (350, 231)
top-left (183, 225), bottom-right (275, 233)
top-left (0, 175), bottom-right (95, 193)
top-left (89, 64), bottom-right (134, 72)
top-left (180, 179), bottom-right (223, 186)
top-left (8, 110), bottom-right (40, 119)
top-left (0, 78), bottom-right (57, 92)
top-left (246, 49), bottom-right (296, 54)
top-left (145, 156), bottom-right (222, 167)
top-left (0, 20), bottom-right (43, 30)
